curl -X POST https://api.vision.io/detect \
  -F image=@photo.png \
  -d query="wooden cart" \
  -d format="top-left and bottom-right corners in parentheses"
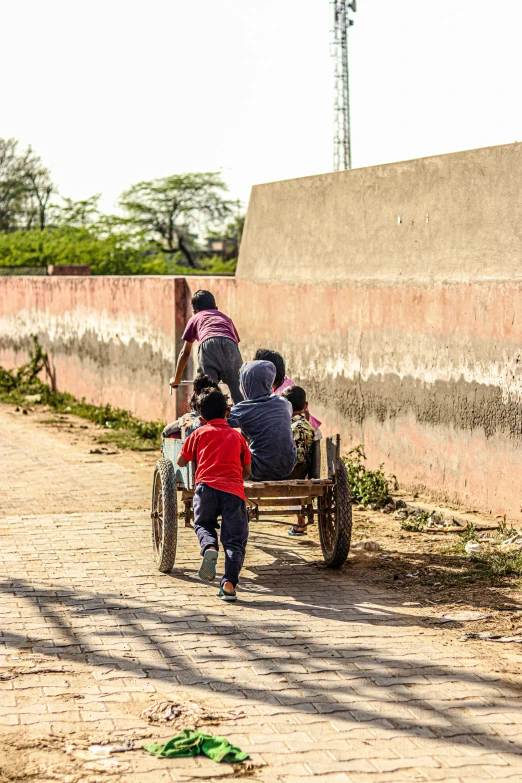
top-left (151, 435), bottom-right (352, 572)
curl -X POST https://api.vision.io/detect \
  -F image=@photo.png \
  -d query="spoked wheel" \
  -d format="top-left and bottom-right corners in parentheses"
top-left (318, 459), bottom-right (352, 568)
top-left (151, 458), bottom-right (177, 572)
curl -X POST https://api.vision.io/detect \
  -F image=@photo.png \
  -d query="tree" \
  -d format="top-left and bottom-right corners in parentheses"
top-left (0, 138), bottom-right (27, 232)
top-left (0, 138), bottom-right (55, 232)
top-left (23, 148), bottom-right (56, 230)
top-left (51, 194), bottom-right (101, 228)
top-left (119, 172), bottom-right (232, 268)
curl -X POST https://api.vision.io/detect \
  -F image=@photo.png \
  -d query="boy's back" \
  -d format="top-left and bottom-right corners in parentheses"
top-left (177, 388), bottom-right (251, 602)
top-left (183, 309), bottom-right (239, 346)
top-left (228, 361), bottom-right (297, 482)
top-left (171, 290), bottom-right (243, 405)
top-left (181, 419), bottom-right (249, 500)
top-left (291, 413), bottom-right (315, 467)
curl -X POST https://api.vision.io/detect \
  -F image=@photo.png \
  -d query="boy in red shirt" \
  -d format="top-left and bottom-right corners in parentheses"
top-left (170, 289), bottom-right (243, 404)
top-left (177, 388), bottom-right (251, 601)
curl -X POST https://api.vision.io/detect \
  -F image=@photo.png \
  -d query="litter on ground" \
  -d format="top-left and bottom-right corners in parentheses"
top-left (142, 729), bottom-right (249, 763)
top-left (352, 540), bottom-right (381, 552)
top-left (433, 611), bottom-right (491, 623)
top-left (141, 699), bottom-right (245, 728)
top-left (461, 632), bottom-right (522, 643)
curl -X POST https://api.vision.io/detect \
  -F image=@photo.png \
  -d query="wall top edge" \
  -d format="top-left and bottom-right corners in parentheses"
top-left (249, 141), bottom-right (522, 191)
top-left (0, 274), bottom-right (237, 281)
top-left (234, 275), bottom-right (522, 287)
top-left (3, 275), bottom-right (522, 287)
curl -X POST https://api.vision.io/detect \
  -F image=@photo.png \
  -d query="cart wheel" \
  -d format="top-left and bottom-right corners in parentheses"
top-left (318, 459), bottom-right (352, 568)
top-left (151, 458), bottom-right (177, 572)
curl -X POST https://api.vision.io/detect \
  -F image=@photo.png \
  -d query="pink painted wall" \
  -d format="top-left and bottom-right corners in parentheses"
top-left (0, 276), bottom-right (178, 421)
top-left (2, 273), bottom-right (519, 518)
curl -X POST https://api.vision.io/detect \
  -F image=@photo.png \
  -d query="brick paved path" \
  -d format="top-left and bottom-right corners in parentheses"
top-left (1, 406), bottom-right (522, 782)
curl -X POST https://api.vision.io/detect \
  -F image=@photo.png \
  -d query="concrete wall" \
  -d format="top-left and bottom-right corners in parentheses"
top-left (1, 143), bottom-right (522, 518)
top-left (238, 142), bottom-right (522, 284)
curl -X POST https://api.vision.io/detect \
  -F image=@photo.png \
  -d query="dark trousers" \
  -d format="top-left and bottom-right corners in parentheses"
top-left (198, 337), bottom-right (244, 404)
top-left (193, 483), bottom-right (249, 587)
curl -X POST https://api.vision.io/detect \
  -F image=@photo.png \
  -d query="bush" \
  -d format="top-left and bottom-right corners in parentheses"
top-left (343, 445), bottom-right (396, 507)
top-left (0, 228), bottom-right (238, 276)
top-left (400, 510), bottom-right (430, 532)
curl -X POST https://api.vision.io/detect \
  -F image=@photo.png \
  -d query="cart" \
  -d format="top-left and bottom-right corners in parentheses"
top-left (151, 434), bottom-right (352, 572)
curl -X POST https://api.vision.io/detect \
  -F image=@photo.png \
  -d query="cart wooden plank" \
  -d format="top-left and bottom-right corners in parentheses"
top-left (244, 479), bottom-right (331, 499)
top-left (245, 486), bottom-right (329, 499)
top-left (244, 479), bottom-right (332, 488)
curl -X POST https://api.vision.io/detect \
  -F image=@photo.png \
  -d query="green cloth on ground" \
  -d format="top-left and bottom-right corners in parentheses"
top-left (142, 729), bottom-right (249, 763)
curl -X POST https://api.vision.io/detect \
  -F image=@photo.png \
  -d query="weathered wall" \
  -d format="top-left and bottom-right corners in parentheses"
top-left (0, 276), bottom-right (180, 421)
top-left (225, 279), bottom-right (522, 519)
top-left (239, 142), bottom-right (522, 284)
top-left (2, 143), bottom-right (522, 518)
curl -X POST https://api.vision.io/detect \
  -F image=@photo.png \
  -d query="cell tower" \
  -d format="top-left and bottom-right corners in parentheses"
top-left (332, 0), bottom-right (356, 171)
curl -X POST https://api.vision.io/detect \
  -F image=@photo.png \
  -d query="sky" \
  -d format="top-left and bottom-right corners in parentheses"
top-left (1, 0), bottom-right (521, 213)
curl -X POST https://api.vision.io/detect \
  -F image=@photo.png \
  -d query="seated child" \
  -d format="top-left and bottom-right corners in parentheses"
top-left (227, 360), bottom-right (297, 482)
top-left (170, 289), bottom-right (244, 404)
top-left (253, 348), bottom-right (322, 434)
top-left (281, 385), bottom-right (316, 536)
top-left (177, 388), bottom-right (252, 602)
top-left (162, 373), bottom-right (219, 439)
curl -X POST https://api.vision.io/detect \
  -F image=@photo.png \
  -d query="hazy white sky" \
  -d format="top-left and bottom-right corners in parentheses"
top-left (1, 0), bottom-right (521, 212)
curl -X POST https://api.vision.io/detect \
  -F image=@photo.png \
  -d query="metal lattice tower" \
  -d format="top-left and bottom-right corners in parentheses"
top-left (332, 0), bottom-right (356, 171)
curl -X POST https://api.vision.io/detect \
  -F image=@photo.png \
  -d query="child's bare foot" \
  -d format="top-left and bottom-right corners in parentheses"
top-left (222, 580), bottom-right (235, 594)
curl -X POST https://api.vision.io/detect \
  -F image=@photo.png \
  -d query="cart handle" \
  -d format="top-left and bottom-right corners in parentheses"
top-left (169, 380), bottom-right (194, 396)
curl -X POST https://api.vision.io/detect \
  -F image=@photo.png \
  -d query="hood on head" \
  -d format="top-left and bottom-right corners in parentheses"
top-left (239, 360), bottom-right (276, 400)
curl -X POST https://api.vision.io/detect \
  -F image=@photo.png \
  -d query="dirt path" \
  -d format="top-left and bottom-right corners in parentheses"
top-left (1, 404), bottom-right (522, 783)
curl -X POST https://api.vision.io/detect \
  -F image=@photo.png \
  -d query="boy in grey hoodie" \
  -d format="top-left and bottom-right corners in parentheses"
top-left (227, 361), bottom-right (297, 481)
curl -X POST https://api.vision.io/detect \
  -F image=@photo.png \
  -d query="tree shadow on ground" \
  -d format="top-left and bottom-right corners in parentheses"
top-left (2, 564), bottom-right (522, 762)
top-left (232, 525), bottom-right (522, 620)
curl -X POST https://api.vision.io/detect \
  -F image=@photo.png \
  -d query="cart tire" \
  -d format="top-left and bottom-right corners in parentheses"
top-left (151, 458), bottom-right (177, 572)
top-left (318, 459), bottom-right (352, 568)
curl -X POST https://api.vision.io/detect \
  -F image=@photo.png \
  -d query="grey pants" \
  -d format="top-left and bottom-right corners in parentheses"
top-left (198, 337), bottom-right (244, 404)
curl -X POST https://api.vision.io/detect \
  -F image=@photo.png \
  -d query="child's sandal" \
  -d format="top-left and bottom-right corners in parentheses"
top-left (288, 526), bottom-right (307, 536)
top-left (198, 549), bottom-right (218, 582)
top-left (217, 587), bottom-right (237, 602)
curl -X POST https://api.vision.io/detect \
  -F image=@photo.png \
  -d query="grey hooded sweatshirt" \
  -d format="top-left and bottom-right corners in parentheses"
top-left (228, 360), bottom-right (297, 481)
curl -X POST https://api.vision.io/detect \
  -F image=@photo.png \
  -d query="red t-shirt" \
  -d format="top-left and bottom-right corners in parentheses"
top-left (182, 309), bottom-right (240, 345)
top-left (180, 419), bottom-right (251, 500)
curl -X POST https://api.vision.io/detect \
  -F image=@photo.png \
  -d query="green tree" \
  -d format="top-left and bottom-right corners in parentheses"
top-left (23, 148), bottom-right (55, 230)
top-left (51, 194), bottom-right (101, 228)
top-left (119, 172), bottom-right (232, 268)
top-left (0, 138), bottom-right (55, 232)
top-left (0, 138), bottom-right (27, 232)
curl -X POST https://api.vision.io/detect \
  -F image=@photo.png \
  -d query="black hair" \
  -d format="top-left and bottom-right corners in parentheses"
top-left (191, 290), bottom-right (217, 311)
top-left (254, 348), bottom-right (285, 390)
top-left (188, 373), bottom-right (219, 412)
top-left (281, 385), bottom-right (307, 412)
top-left (197, 387), bottom-right (228, 421)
